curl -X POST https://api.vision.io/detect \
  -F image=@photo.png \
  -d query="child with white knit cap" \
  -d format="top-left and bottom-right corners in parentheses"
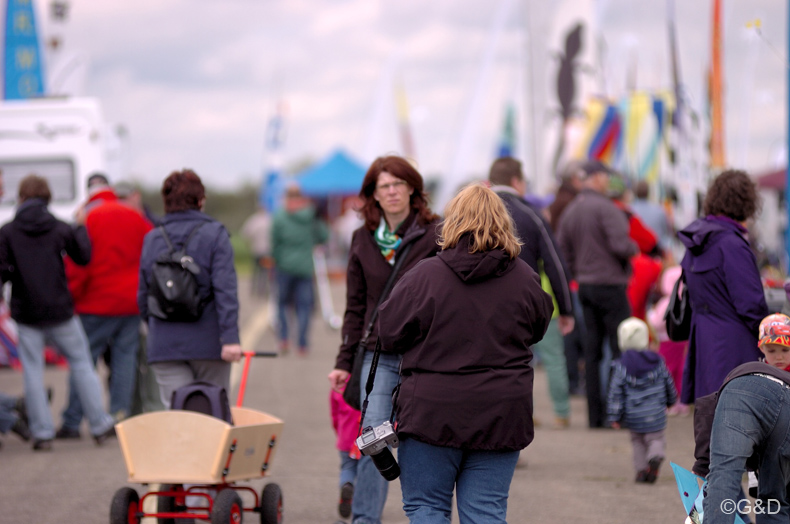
top-left (607, 317), bottom-right (678, 483)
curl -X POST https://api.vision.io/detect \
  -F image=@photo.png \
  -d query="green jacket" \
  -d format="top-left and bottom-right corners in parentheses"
top-left (271, 205), bottom-right (328, 278)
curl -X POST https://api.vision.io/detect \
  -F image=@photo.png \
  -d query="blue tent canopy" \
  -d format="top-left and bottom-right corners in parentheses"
top-left (296, 149), bottom-right (367, 197)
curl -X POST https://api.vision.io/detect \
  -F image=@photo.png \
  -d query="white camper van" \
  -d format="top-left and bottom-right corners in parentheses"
top-left (0, 97), bottom-right (111, 225)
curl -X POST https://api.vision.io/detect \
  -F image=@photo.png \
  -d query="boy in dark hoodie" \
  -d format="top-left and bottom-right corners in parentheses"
top-left (607, 317), bottom-right (678, 483)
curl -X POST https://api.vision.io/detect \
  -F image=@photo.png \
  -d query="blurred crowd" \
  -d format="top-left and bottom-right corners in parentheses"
top-left (1, 154), bottom-right (788, 524)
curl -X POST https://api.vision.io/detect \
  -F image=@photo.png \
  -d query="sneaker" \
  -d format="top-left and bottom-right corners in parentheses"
top-left (11, 417), bottom-right (31, 441)
top-left (645, 457), bottom-right (663, 483)
top-left (635, 470), bottom-right (649, 483)
top-left (93, 426), bottom-right (116, 446)
top-left (32, 439), bottom-right (53, 451)
top-left (55, 426), bottom-right (81, 440)
top-left (338, 482), bottom-right (353, 518)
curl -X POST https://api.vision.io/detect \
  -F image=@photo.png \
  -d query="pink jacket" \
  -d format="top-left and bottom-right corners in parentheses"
top-left (647, 266), bottom-right (683, 342)
top-left (330, 389), bottom-right (361, 452)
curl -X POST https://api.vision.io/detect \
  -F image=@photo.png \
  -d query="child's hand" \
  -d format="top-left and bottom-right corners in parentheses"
top-left (610, 421), bottom-right (621, 430)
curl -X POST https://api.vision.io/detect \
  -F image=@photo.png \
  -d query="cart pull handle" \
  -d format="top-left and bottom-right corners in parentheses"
top-left (236, 351), bottom-right (278, 407)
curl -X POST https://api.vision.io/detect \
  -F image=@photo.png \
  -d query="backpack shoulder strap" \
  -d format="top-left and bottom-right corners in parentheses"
top-left (182, 222), bottom-right (205, 251)
top-left (159, 226), bottom-right (176, 254)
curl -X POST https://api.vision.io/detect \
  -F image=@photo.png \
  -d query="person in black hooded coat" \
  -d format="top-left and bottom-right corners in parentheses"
top-left (378, 184), bottom-right (553, 524)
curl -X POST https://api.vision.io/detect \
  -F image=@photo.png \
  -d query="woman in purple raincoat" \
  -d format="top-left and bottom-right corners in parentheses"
top-left (678, 169), bottom-right (768, 404)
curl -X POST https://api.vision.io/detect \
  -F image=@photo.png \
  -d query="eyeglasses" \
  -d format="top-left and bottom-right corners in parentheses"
top-left (376, 180), bottom-right (408, 192)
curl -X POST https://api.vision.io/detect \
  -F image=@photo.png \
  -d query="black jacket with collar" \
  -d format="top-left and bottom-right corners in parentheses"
top-left (0, 198), bottom-right (91, 326)
top-left (492, 186), bottom-right (573, 316)
top-left (334, 211), bottom-right (440, 372)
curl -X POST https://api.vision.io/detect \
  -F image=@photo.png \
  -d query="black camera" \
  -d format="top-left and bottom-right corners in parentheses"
top-left (355, 421), bottom-right (400, 481)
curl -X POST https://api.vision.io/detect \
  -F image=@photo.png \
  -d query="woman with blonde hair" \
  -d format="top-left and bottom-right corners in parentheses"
top-left (378, 184), bottom-right (553, 523)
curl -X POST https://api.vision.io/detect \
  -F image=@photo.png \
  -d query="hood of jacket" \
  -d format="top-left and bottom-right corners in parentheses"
top-left (14, 198), bottom-right (58, 236)
top-left (678, 216), bottom-right (745, 255)
top-left (438, 234), bottom-right (515, 283)
top-left (620, 349), bottom-right (662, 378)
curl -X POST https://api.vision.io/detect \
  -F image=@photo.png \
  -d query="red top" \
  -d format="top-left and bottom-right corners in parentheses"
top-left (66, 189), bottom-right (153, 315)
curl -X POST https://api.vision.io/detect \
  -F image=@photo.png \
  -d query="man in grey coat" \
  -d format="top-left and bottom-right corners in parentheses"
top-left (557, 160), bottom-right (638, 428)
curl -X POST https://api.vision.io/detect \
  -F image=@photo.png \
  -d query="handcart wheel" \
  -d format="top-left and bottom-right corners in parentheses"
top-left (157, 484), bottom-right (194, 524)
top-left (260, 483), bottom-right (283, 524)
top-left (211, 489), bottom-right (243, 524)
top-left (110, 487), bottom-right (140, 524)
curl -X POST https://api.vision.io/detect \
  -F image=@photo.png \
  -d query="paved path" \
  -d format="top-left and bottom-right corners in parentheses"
top-left (0, 278), bottom-right (699, 523)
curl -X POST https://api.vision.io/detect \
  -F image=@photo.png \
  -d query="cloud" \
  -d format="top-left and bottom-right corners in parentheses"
top-left (35, 0), bottom-right (786, 192)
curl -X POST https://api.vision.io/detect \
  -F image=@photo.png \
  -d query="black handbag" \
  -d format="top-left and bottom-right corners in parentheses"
top-left (665, 270), bottom-right (692, 342)
top-left (342, 242), bottom-right (413, 411)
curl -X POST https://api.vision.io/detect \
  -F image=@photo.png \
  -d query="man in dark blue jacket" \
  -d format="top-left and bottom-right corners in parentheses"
top-left (0, 174), bottom-right (115, 450)
top-left (489, 157), bottom-right (575, 428)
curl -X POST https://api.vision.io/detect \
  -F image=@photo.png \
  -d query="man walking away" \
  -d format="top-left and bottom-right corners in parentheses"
top-left (57, 174), bottom-right (153, 438)
top-left (557, 160), bottom-right (638, 428)
top-left (489, 157), bottom-right (575, 428)
top-left (0, 175), bottom-right (115, 450)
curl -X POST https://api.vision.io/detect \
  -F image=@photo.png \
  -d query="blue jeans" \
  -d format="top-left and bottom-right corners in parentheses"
top-left (61, 315), bottom-right (140, 428)
top-left (340, 451), bottom-right (360, 488)
top-left (399, 437), bottom-right (519, 524)
top-left (703, 375), bottom-right (790, 523)
top-left (17, 317), bottom-right (114, 440)
top-left (275, 271), bottom-right (314, 348)
top-left (353, 351), bottom-right (401, 524)
top-left (0, 392), bottom-right (18, 433)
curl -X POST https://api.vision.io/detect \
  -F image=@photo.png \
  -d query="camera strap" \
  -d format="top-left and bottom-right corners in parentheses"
top-left (357, 241), bottom-right (414, 435)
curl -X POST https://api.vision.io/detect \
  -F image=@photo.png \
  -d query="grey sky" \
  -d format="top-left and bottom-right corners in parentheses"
top-left (45, 0), bottom-right (786, 192)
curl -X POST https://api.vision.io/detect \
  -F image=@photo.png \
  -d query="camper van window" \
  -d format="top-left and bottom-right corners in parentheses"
top-left (0, 160), bottom-right (75, 205)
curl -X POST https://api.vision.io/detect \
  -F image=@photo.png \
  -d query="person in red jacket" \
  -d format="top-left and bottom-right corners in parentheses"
top-left (608, 175), bottom-right (663, 321)
top-left (56, 174), bottom-right (153, 438)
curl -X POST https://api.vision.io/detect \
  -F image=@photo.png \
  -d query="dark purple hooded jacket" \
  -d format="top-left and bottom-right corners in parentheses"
top-left (678, 216), bottom-right (768, 403)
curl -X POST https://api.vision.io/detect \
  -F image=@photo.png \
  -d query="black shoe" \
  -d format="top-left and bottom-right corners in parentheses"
top-left (55, 426), bottom-right (81, 440)
top-left (635, 470), bottom-right (649, 483)
top-left (93, 426), bottom-right (116, 446)
top-left (338, 482), bottom-right (353, 518)
top-left (32, 439), bottom-right (53, 451)
top-left (11, 418), bottom-right (31, 441)
top-left (14, 396), bottom-right (27, 426)
top-left (645, 457), bottom-right (663, 483)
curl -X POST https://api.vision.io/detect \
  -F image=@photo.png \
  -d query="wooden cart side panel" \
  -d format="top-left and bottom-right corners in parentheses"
top-left (116, 411), bottom-right (231, 484)
top-left (223, 421), bottom-right (284, 482)
top-left (231, 407), bottom-right (283, 426)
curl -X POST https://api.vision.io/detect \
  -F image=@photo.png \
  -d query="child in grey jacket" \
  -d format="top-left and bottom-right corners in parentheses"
top-left (607, 317), bottom-right (678, 483)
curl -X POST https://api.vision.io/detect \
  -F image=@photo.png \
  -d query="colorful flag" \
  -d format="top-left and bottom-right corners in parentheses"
top-left (584, 98), bottom-right (621, 165)
top-left (0, 300), bottom-right (19, 368)
top-left (4, 0), bottom-right (46, 99)
top-left (496, 103), bottom-right (517, 158)
top-left (395, 80), bottom-right (416, 161)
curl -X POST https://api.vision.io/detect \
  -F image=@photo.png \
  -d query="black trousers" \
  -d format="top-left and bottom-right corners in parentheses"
top-left (578, 283), bottom-right (632, 428)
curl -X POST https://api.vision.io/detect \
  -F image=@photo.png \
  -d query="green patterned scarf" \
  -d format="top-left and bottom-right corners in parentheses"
top-left (374, 217), bottom-right (402, 265)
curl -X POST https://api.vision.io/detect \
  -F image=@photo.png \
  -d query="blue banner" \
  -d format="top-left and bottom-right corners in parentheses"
top-left (4, 0), bottom-right (45, 99)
